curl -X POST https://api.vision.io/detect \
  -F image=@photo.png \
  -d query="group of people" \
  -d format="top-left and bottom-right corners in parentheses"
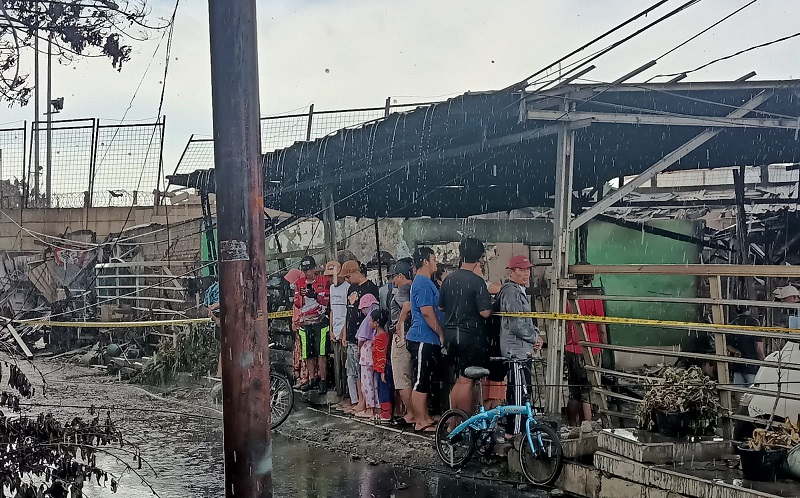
top-left (287, 237), bottom-right (606, 433)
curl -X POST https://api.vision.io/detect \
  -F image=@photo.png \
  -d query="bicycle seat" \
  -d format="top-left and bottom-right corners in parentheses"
top-left (463, 366), bottom-right (490, 380)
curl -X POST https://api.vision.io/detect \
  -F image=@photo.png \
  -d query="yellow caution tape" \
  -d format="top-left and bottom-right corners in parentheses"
top-left (496, 311), bottom-right (800, 335)
top-left (6, 310), bottom-right (796, 335)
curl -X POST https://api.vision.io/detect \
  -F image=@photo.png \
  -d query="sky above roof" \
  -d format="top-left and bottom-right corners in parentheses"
top-left (3, 0), bottom-right (799, 177)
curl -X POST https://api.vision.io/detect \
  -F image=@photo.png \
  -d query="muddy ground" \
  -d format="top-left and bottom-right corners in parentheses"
top-left (7, 358), bottom-right (549, 497)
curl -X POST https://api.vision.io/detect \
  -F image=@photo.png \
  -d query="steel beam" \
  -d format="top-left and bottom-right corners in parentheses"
top-left (527, 108), bottom-right (794, 129)
top-left (568, 90), bottom-right (775, 231)
top-left (545, 100), bottom-right (575, 415)
top-left (532, 79), bottom-right (800, 97)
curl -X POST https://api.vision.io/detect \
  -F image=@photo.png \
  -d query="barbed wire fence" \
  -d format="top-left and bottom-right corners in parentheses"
top-left (1, 100), bottom-right (438, 208)
top-left (0, 117), bottom-right (168, 209)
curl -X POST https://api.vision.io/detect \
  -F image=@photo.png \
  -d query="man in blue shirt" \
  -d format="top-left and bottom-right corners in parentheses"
top-left (407, 246), bottom-right (444, 432)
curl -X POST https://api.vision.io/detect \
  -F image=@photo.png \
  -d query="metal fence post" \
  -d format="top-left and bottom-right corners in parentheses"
top-left (88, 118), bottom-right (99, 207)
top-left (305, 104), bottom-right (314, 142)
top-left (156, 115), bottom-right (167, 208)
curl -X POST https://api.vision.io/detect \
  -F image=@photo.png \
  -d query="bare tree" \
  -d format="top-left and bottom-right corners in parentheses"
top-left (0, 0), bottom-right (167, 106)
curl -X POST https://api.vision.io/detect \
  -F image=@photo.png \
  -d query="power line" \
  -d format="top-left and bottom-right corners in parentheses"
top-left (652, 0), bottom-right (758, 64)
top-left (504, 0), bottom-right (672, 91)
top-left (658, 30), bottom-right (800, 78)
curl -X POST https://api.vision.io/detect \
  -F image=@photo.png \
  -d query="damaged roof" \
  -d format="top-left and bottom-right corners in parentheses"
top-left (169, 80), bottom-right (800, 219)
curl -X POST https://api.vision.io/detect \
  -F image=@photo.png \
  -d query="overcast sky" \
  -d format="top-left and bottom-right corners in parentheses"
top-left (3, 0), bottom-right (799, 185)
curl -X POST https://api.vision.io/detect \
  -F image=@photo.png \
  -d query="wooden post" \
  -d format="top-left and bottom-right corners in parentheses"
top-left (208, 0), bottom-right (272, 495)
top-left (709, 276), bottom-right (732, 438)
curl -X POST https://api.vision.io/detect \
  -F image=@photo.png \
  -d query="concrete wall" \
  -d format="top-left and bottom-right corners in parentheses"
top-left (0, 204), bottom-right (204, 253)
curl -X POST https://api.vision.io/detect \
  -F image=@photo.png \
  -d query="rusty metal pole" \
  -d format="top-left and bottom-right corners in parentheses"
top-left (207, 0), bottom-right (271, 497)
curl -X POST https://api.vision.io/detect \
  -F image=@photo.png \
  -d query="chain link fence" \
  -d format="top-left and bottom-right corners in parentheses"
top-left (18, 117), bottom-right (165, 208)
top-left (173, 100), bottom-right (434, 176)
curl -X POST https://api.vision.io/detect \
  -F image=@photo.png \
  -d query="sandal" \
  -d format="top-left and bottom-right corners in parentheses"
top-left (355, 410), bottom-right (374, 419)
top-left (391, 417), bottom-right (411, 429)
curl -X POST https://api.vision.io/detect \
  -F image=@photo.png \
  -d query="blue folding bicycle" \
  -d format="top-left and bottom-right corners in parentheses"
top-left (434, 357), bottom-right (564, 485)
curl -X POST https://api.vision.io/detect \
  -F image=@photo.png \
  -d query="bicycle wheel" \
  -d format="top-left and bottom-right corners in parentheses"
top-left (519, 423), bottom-right (564, 486)
top-left (270, 372), bottom-right (294, 430)
top-left (435, 409), bottom-right (476, 468)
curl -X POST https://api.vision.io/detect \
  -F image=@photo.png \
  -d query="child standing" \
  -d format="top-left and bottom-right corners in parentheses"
top-left (370, 308), bottom-right (394, 422)
top-left (356, 294), bottom-right (380, 418)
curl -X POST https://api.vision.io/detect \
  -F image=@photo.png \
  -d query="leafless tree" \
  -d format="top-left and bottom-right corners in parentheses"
top-left (0, 0), bottom-right (167, 106)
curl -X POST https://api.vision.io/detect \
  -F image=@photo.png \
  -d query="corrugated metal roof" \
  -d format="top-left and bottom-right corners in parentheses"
top-left (169, 80), bottom-right (800, 219)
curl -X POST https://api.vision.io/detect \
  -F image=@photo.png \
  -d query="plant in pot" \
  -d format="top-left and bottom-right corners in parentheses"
top-left (738, 419), bottom-right (800, 482)
top-left (637, 366), bottom-right (719, 438)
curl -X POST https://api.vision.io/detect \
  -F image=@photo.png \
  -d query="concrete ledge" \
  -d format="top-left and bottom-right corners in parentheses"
top-left (556, 461), bottom-right (601, 498)
top-left (599, 476), bottom-right (689, 498)
top-left (563, 434), bottom-right (599, 460)
top-left (508, 442), bottom-right (601, 498)
top-left (594, 451), bottom-right (788, 498)
top-left (598, 429), bottom-right (729, 464)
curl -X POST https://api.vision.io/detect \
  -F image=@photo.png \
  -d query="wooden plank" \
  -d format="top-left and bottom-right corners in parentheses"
top-left (95, 261), bottom-right (195, 268)
top-left (575, 293), bottom-right (800, 310)
top-left (570, 298), bottom-right (611, 426)
top-left (6, 323), bottom-right (33, 359)
top-left (579, 341), bottom-right (800, 373)
top-left (710, 276), bottom-right (731, 438)
top-left (571, 264), bottom-right (800, 277)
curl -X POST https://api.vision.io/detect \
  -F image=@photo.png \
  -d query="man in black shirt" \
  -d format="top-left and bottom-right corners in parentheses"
top-left (728, 306), bottom-right (765, 385)
top-left (438, 238), bottom-right (493, 414)
top-left (340, 260), bottom-right (380, 413)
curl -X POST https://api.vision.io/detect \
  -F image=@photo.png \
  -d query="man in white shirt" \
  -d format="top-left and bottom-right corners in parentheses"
top-left (326, 261), bottom-right (350, 401)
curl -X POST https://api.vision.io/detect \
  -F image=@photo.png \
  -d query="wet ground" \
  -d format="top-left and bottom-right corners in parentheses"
top-left (17, 360), bottom-right (549, 497)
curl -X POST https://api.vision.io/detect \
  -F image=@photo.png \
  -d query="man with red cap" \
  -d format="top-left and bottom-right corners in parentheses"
top-left (498, 255), bottom-right (543, 438)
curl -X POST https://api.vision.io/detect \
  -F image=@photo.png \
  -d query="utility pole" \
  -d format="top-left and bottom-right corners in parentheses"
top-left (33, 26), bottom-right (40, 207)
top-left (46, 33), bottom-right (52, 207)
top-left (207, 0), bottom-right (272, 497)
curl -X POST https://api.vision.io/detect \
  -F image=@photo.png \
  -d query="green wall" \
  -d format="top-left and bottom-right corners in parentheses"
top-left (584, 219), bottom-right (701, 347)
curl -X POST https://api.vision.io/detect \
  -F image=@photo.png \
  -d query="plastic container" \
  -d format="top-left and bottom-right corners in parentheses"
top-left (737, 445), bottom-right (787, 482)
top-left (783, 445), bottom-right (800, 480)
top-left (655, 409), bottom-right (692, 438)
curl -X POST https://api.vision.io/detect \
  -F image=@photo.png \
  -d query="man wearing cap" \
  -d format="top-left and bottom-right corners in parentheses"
top-left (389, 258), bottom-right (415, 426)
top-left (775, 285), bottom-right (800, 304)
top-left (325, 260), bottom-right (349, 400)
top-left (293, 256), bottom-right (331, 394)
top-left (565, 265), bottom-right (607, 426)
top-left (499, 255), bottom-right (543, 437)
top-left (341, 260), bottom-right (380, 413)
top-left (438, 238), bottom-right (493, 415)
